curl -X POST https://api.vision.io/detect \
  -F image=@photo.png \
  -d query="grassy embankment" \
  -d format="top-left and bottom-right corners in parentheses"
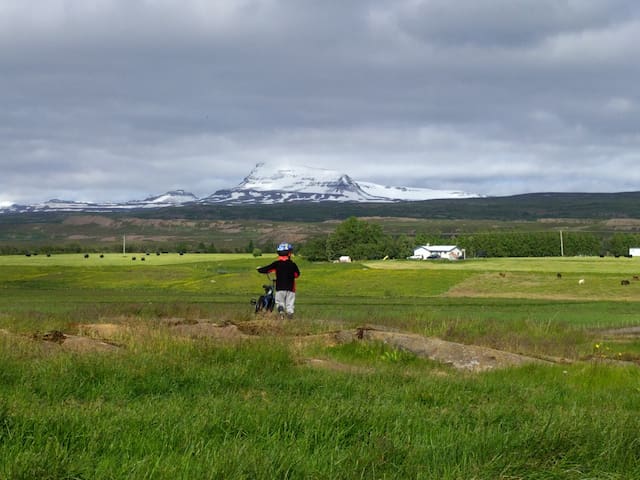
top-left (1, 254), bottom-right (640, 478)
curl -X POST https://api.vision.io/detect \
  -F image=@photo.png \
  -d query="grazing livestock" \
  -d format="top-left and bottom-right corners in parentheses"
top-left (634, 276), bottom-right (639, 281)
top-left (556, 273), bottom-right (562, 279)
top-left (84, 254), bottom-right (89, 259)
top-left (621, 279), bottom-right (631, 285)
top-left (578, 279), bottom-right (585, 285)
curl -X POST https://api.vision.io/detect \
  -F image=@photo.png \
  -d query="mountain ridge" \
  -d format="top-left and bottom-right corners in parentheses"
top-left (1, 163), bottom-right (480, 213)
top-left (200, 163), bottom-right (479, 204)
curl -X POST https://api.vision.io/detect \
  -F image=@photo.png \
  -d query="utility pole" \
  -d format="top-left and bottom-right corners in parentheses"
top-left (123, 234), bottom-right (126, 256)
top-left (559, 230), bottom-right (564, 257)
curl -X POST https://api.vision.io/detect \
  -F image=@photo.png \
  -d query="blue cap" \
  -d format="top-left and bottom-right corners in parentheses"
top-left (277, 242), bottom-right (293, 253)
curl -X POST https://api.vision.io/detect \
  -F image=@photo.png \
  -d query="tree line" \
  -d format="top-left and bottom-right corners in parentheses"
top-left (297, 217), bottom-right (640, 261)
top-left (3, 216), bottom-right (640, 259)
top-left (0, 239), bottom-right (276, 256)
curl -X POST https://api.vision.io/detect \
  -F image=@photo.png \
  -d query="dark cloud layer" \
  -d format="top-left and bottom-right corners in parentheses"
top-left (1, 0), bottom-right (639, 205)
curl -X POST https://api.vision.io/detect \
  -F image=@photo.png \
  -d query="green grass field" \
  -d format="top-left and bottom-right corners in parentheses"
top-left (2, 253), bottom-right (640, 479)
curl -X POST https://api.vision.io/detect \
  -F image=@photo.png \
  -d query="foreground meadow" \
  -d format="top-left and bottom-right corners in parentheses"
top-left (1, 253), bottom-right (640, 479)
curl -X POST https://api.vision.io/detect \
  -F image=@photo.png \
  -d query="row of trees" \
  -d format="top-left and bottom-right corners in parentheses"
top-left (4, 216), bottom-right (640, 260)
top-left (456, 232), bottom-right (640, 258)
top-left (1, 239), bottom-right (277, 256)
top-left (297, 217), bottom-right (640, 261)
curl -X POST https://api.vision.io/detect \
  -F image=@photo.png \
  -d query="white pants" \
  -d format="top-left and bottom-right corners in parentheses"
top-left (275, 290), bottom-right (296, 315)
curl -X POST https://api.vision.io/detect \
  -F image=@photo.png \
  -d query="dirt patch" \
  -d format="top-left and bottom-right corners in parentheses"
top-left (62, 215), bottom-right (116, 227)
top-left (35, 330), bottom-right (120, 353)
top-left (333, 326), bottom-right (552, 372)
top-left (158, 318), bottom-right (199, 327)
top-left (78, 323), bottom-right (131, 339)
top-left (58, 335), bottom-right (121, 353)
top-left (170, 321), bottom-right (248, 340)
top-left (80, 319), bottom-right (249, 341)
top-left (236, 319), bottom-right (289, 336)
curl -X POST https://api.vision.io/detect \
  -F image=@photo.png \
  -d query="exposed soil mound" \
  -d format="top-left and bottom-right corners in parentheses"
top-left (78, 319), bottom-right (249, 341)
top-left (334, 326), bottom-right (552, 372)
top-left (39, 330), bottom-right (66, 344)
top-left (78, 323), bottom-right (131, 339)
top-left (58, 334), bottom-right (121, 353)
top-left (236, 319), bottom-right (288, 336)
top-left (159, 318), bottom-right (199, 327)
top-left (35, 330), bottom-right (120, 353)
top-left (16, 320), bottom-right (556, 371)
top-left (170, 321), bottom-right (248, 340)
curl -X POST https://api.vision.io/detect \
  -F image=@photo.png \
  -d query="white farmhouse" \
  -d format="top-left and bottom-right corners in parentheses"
top-left (410, 245), bottom-right (464, 261)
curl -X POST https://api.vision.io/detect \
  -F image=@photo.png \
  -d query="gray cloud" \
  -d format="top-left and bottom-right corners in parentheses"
top-left (1, 0), bottom-right (639, 205)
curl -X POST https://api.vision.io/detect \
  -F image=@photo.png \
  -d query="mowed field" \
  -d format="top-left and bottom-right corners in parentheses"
top-left (2, 253), bottom-right (640, 479)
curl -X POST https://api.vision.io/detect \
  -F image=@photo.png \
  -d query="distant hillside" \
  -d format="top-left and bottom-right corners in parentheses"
top-left (3, 191), bottom-right (640, 254)
top-left (2, 192), bottom-right (640, 225)
top-left (128, 191), bottom-right (640, 222)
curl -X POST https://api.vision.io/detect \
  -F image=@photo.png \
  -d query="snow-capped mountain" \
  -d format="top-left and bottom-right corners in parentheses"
top-left (2, 190), bottom-right (198, 213)
top-left (200, 163), bottom-right (479, 204)
top-left (0, 164), bottom-right (480, 213)
top-left (138, 190), bottom-right (199, 205)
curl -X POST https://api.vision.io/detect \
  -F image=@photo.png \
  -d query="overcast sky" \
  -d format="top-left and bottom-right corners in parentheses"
top-left (2, 0), bottom-right (639, 205)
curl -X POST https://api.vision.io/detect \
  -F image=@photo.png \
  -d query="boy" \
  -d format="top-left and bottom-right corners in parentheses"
top-left (257, 242), bottom-right (300, 318)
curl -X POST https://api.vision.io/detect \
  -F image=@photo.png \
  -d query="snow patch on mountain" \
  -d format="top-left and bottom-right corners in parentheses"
top-left (239, 163), bottom-right (355, 193)
top-left (200, 163), bottom-right (479, 204)
top-left (139, 190), bottom-right (199, 205)
top-left (358, 181), bottom-right (476, 201)
top-left (2, 190), bottom-right (199, 213)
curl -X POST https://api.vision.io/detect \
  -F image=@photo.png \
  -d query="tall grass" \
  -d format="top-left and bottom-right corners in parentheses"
top-left (2, 333), bottom-right (640, 479)
top-left (2, 254), bottom-right (640, 478)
